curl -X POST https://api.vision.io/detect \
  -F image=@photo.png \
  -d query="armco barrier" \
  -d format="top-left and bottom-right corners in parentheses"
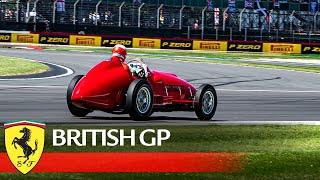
top-left (263, 43), bottom-right (301, 54)
top-left (69, 35), bottom-right (101, 46)
top-left (133, 38), bottom-right (161, 49)
top-left (11, 33), bottom-right (39, 43)
top-left (228, 41), bottom-right (263, 52)
top-left (5, 32), bottom-right (320, 55)
top-left (301, 44), bottom-right (320, 54)
top-left (193, 41), bottom-right (227, 51)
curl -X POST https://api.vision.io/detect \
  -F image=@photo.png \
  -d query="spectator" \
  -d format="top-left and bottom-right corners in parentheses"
top-left (193, 20), bottom-right (199, 30)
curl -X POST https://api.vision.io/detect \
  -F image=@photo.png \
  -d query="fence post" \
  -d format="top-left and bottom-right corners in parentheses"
top-left (179, 5), bottom-right (185, 30)
top-left (239, 8), bottom-right (246, 32)
top-left (138, 3), bottom-right (145, 28)
top-left (268, 10), bottom-right (272, 33)
top-left (26, 0), bottom-right (30, 23)
top-left (222, 7), bottom-right (229, 31)
top-left (244, 28), bottom-right (247, 41)
top-left (215, 28), bottom-right (218, 40)
top-left (157, 4), bottom-right (164, 29)
top-left (201, 6), bottom-right (207, 40)
top-left (33, 0), bottom-right (39, 23)
top-left (187, 26), bottom-right (190, 39)
top-left (314, 11), bottom-right (319, 32)
top-left (309, 30), bottom-right (311, 43)
top-left (95, 0), bottom-right (102, 26)
top-left (292, 30), bottom-right (295, 42)
top-left (73, 0), bottom-right (80, 25)
top-left (289, 10), bottom-right (295, 33)
top-left (16, 0), bottom-right (20, 23)
top-left (118, 2), bottom-right (125, 27)
top-left (52, 0), bottom-right (57, 24)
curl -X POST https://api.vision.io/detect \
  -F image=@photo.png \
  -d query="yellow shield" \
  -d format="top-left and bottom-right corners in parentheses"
top-left (4, 121), bottom-right (46, 174)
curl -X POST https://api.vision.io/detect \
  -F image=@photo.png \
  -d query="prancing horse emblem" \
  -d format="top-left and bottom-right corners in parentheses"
top-left (12, 127), bottom-right (38, 164)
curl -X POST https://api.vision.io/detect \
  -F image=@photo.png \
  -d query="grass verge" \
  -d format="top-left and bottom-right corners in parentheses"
top-left (44, 46), bottom-right (320, 73)
top-left (0, 55), bottom-right (49, 76)
top-left (1, 125), bottom-right (320, 179)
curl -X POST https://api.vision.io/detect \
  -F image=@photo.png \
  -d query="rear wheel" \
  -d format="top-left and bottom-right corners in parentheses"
top-left (194, 84), bottom-right (217, 121)
top-left (126, 79), bottom-right (153, 121)
top-left (67, 75), bottom-right (91, 117)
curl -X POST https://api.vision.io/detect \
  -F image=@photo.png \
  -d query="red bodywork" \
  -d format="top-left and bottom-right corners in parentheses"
top-left (71, 57), bottom-right (197, 113)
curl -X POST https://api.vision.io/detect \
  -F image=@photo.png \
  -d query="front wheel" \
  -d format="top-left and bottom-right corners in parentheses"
top-left (126, 79), bottom-right (153, 121)
top-left (67, 75), bottom-right (91, 117)
top-left (194, 84), bottom-right (218, 121)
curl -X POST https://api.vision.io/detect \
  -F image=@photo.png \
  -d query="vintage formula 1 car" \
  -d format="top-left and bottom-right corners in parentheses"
top-left (67, 58), bottom-right (217, 121)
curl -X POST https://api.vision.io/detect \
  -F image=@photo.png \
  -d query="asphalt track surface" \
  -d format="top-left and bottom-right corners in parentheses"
top-left (0, 49), bottom-right (320, 125)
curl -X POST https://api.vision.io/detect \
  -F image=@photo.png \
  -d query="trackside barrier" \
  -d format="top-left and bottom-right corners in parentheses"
top-left (133, 38), bottom-right (161, 49)
top-left (161, 40), bottom-right (193, 50)
top-left (263, 43), bottom-right (301, 54)
top-left (39, 34), bottom-right (70, 45)
top-left (301, 44), bottom-right (320, 54)
top-left (227, 41), bottom-right (263, 52)
top-left (11, 33), bottom-right (39, 43)
top-left (2, 32), bottom-right (320, 54)
top-left (69, 35), bottom-right (102, 46)
top-left (101, 37), bottom-right (133, 48)
top-left (193, 41), bottom-right (227, 51)
top-left (0, 33), bottom-right (11, 42)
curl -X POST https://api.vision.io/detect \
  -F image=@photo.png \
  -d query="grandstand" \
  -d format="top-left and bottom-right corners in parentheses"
top-left (0, 0), bottom-right (319, 42)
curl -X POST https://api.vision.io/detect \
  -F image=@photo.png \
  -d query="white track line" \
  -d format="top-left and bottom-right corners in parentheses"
top-left (210, 121), bottom-right (320, 125)
top-left (0, 60), bottom-right (73, 81)
top-left (217, 89), bottom-right (320, 93)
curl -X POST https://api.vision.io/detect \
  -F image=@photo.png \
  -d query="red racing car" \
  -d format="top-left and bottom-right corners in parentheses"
top-left (67, 58), bottom-right (217, 121)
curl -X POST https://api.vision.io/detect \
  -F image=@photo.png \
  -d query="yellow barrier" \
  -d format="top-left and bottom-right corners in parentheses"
top-left (133, 38), bottom-right (161, 49)
top-left (0, 33), bottom-right (11, 42)
top-left (263, 43), bottom-right (301, 54)
top-left (69, 35), bottom-right (101, 46)
top-left (193, 41), bottom-right (227, 51)
top-left (11, 33), bottom-right (39, 43)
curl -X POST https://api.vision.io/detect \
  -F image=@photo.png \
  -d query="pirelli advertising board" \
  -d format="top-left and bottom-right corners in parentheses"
top-left (161, 40), bottom-right (193, 50)
top-left (228, 42), bottom-right (262, 52)
top-left (11, 33), bottom-right (39, 43)
top-left (101, 37), bottom-right (133, 47)
top-left (69, 35), bottom-right (101, 46)
top-left (301, 44), bottom-right (320, 54)
top-left (133, 38), bottom-right (161, 49)
top-left (39, 35), bottom-right (69, 45)
top-left (193, 41), bottom-right (227, 51)
top-left (0, 33), bottom-right (11, 42)
top-left (263, 43), bottom-right (301, 54)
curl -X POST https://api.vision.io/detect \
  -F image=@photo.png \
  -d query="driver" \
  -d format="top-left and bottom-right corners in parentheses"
top-left (111, 44), bottom-right (148, 78)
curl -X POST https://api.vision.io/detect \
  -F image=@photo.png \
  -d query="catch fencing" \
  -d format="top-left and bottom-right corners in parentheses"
top-left (1, 1), bottom-right (320, 42)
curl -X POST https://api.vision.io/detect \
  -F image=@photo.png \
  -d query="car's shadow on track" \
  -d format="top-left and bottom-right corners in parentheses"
top-left (80, 116), bottom-right (197, 121)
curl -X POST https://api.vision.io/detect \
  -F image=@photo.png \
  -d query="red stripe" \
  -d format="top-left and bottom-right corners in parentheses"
top-left (0, 152), bottom-right (244, 173)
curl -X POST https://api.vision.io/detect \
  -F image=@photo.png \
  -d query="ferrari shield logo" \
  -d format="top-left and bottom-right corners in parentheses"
top-left (4, 121), bottom-right (46, 174)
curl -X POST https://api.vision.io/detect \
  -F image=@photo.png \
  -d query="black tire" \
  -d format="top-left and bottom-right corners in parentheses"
top-left (67, 75), bottom-right (91, 117)
top-left (126, 79), bottom-right (153, 121)
top-left (194, 84), bottom-right (218, 121)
